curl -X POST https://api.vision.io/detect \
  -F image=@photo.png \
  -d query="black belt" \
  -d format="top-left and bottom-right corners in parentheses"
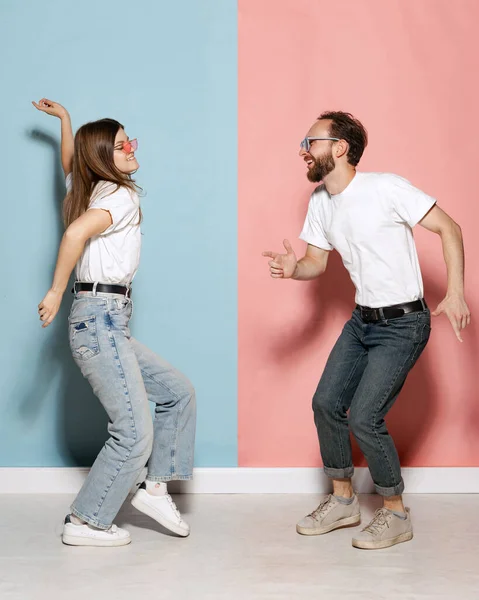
top-left (72, 282), bottom-right (131, 296)
top-left (356, 299), bottom-right (427, 323)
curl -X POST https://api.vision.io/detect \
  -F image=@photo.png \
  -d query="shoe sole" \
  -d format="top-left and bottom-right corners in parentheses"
top-left (62, 534), bottom-right (131, 547)
top-left (296, 513), bottom-right (361, 536)
top-left (131, 494), bottom-right (190, 537)
top-left (352, 531), bottom-right (413, 550)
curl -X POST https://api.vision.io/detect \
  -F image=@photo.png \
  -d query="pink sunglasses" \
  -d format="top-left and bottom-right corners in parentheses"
top-left (120, 139), bottom-right (138, 154)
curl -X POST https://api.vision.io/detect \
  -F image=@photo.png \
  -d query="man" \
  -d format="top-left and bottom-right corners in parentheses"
top-left (262, 111), bottom-right (470, 550)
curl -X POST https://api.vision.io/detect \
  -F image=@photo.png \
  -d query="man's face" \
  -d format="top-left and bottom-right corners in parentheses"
top-left (299, 119), bottom-right (336, 183)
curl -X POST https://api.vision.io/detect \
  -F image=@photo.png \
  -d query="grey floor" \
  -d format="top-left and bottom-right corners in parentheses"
top-left (0, 494), bottom-right (478, 600)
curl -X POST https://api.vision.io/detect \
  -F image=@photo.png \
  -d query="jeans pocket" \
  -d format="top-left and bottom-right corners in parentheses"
top-left (69, 316), bottom-right (100, 361)
top-left (419, 321), bottom-right (431, 343)
top-left (108, 298), bottom-right (133, 317)
top-left (408, 320), bottom-right (431, 366)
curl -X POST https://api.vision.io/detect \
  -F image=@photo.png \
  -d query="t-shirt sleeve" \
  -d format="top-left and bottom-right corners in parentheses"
top-left (89, 184), bottom-right (139, 235)
top-left (299, 192), bottom-right (333, 251)
top-left (388, 174), bottom-right (436, 227)
top-left (66, 173), bottom-right (72, 192)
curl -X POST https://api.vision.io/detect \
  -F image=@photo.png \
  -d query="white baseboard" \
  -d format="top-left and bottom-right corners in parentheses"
top-left (0, 467), bottom-right (478, 494)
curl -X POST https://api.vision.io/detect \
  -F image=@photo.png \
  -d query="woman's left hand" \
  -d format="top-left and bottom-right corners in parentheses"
top-left (38, 289), bottom-right (63, 328)
top-left (32, 98), bottom-right (69, 119)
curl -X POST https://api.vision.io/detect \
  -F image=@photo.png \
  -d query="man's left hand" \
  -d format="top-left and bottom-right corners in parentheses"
top-left (432, 294), bottom-right (471, 342)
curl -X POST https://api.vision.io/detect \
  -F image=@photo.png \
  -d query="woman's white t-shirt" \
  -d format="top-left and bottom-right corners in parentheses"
top-left (299, 172), bottom-right (436, 308)
top-left (66, 174), bottom-right (141, 286)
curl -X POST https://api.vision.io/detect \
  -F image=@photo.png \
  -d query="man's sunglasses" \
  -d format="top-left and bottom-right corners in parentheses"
top-left (300, 137), bottom-right (339, 152)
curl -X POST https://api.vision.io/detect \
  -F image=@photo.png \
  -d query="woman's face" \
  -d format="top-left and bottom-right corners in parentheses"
top-left (113, 128), bottom-right (139, 173)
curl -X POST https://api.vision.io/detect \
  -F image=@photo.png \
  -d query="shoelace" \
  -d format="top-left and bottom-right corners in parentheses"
top-left (166, 494), bottom-right (182, 521)
top-left (308, 494), bottom-right (334, 521)
top-left (108, 525), bottom-right (118, 534)
top-left (362, 508), bottom-right (391, 535)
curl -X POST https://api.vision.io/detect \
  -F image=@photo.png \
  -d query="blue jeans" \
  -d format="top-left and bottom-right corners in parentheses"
top-left (312, 307), bottom-right (431, 496)
top-left (68, 292), bottom-right (196, 529)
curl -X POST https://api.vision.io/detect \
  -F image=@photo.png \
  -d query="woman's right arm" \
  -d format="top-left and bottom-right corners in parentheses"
top-left (32, 98), bottom-right (74, 176)
top-left (38, 209), bottom-right (113, 328)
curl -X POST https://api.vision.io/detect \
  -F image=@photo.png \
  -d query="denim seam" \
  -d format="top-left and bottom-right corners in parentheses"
top-left (140, 369), bottom-right (191, 478)
top-left (170, 406), bottom-right (180, 477)
top-left (370, 336), bottom-right (422, 489)
top-left (370, 361), bottom-right (407, 486)
top-left (332, 350), bottom-right (367, 469)
top-left (92, 329), bottom-right (136, 520)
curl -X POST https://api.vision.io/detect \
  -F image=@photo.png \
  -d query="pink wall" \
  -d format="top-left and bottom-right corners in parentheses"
top-left (238, 0), bottom-right (479, 468)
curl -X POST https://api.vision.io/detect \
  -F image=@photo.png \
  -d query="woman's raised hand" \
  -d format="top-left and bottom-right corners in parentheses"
top-left (32, 98), bottom-right (68, 119)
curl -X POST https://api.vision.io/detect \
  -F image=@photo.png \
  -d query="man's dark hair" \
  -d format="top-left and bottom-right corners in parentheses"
top-left (318, 111), bottom-right (368, 166)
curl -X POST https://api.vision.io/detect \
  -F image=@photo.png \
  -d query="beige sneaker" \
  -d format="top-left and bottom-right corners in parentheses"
top-left (296, 494), bottom-right (361, 536)
top-left (352, 507), bottom-right (413, 550)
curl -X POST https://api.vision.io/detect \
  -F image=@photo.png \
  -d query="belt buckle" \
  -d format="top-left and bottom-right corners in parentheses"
top-left (360, 307), bottom-right (374, 322)
top-left (361, 307), bottom-right (382, 322)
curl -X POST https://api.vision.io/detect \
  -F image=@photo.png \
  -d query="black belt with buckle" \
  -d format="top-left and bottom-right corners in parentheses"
top-left (72, 282), bottom-right (131, 296)
top-left (356, 299), bottom-right (427, 323)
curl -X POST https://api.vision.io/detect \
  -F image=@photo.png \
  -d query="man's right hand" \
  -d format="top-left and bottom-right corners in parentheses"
top-left (262, 239), bottom-right (298, 279)
top-left (32, 98), bottom-right (69, 120)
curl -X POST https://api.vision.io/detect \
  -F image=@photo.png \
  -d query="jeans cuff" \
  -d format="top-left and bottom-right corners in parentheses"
top-left (146, 474), bottom-right (193, 482)
top-left (70, 506), bottom-right (111, 530)
top-left (374, 479), bottom-right (405, 497)
top-left (324, 466), bottom-right (355, 479)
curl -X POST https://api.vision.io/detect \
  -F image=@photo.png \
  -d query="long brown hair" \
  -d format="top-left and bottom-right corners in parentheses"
top-left (64, 118), bottom-right (141, 227)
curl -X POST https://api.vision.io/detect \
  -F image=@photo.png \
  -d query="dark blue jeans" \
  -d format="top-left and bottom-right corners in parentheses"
top-left (313, 307), bottom-right (431, 496)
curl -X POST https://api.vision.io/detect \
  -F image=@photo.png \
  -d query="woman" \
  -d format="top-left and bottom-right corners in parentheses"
top-left (33, 98), bottom-right (196, 547)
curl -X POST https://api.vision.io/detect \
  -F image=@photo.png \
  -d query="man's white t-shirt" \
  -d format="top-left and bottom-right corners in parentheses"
top-left (66, 174), bottom-right (141, 286)
top-left (299, 172), bottom-right (436, 308)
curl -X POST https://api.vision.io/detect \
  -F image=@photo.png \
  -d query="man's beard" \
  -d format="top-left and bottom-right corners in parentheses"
top-left (307, 152), bottom-right (335, 182)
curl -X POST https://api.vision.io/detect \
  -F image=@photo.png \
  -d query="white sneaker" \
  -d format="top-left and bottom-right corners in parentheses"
top-left (62, 515), bottom-right (131, 547)
top-left (131, 483), bottom-right (190, 537)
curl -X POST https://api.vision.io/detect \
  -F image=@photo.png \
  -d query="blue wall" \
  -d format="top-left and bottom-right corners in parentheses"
top-left (0, 0), bottom-right (237, 467)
